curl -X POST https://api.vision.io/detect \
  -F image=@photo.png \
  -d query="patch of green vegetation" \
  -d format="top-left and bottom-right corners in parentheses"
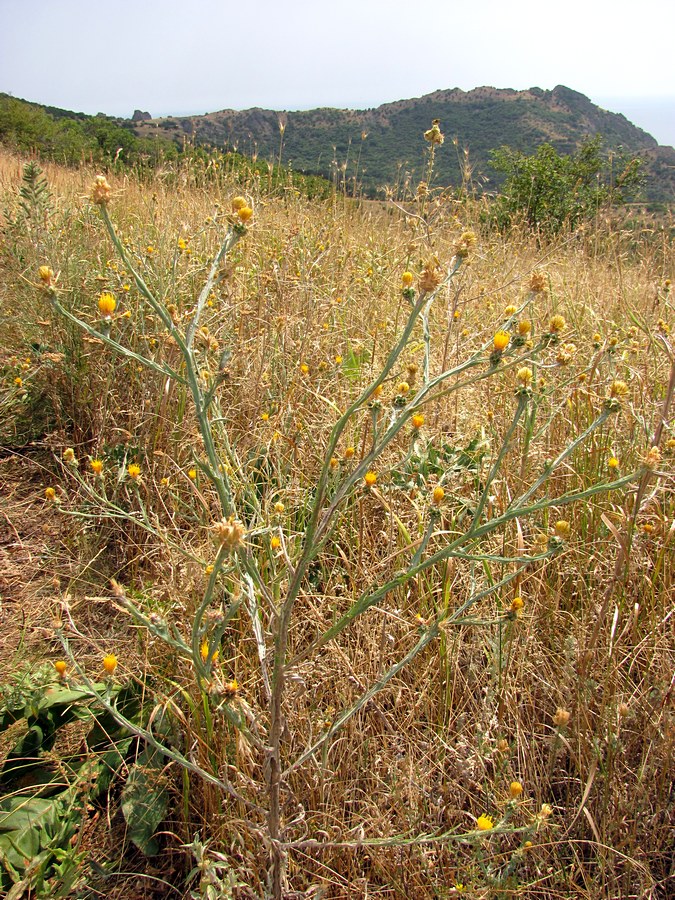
top-left (487, 136), bottom-right (644, 234)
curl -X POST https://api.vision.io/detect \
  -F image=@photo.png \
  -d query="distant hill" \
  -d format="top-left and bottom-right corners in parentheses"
top-left (133, 85), bottom-right (675, 206)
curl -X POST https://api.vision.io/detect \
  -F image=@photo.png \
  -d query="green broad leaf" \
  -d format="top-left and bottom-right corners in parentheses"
top-left (121, 749), bottom-right (168, 856)
top-left (0, 796), bottom-right (59, 833)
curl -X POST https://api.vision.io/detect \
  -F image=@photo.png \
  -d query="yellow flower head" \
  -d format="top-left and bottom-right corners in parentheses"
top-left (344, 447), bottom-right (355, 460)
top-left (54, 660), bottom-right (68, 676)
top-left (231, 196), bottom-right (247, 211)
top-left (518, 319), bottom-right (532, 336)
top-left (90, 459), bottom-right (103, 475)
top-left (200, 640), bottom-right (219, 664)
top-left (412, 413), bottom-right (425, 429)
top-left (504, 305), bottom-right (517, 316)
top-left (554, 520), bottom-right (571, 539)
top-left (98, 291), bottom-right (116, 317)
top-left (493, 330), bottom-right (510, 352)
top-left (432, 485), bottom-right (445, 505)
top-left (270, 535), bottom-right (281, 550)
top-left (364, 471), bottom-right (378, 487)
top-left (509, 781), bottom-right (524, 799)
top-left (127, 463), bottom-right (141, 480)
top-left (45, 486), bottom-right (56, 501)
top-left (516, 367), bottom-right (533, 386)
top-left (38, 265), bottom-right (55, 287)
top-left (510, 595), bottom-right (524, 614)
top-left (398, 381), bottom-right (410, 395)
top-left (401, 271), bottom-right (414, 287)
top-left (608, 456), bottom-right (619, 470)
top-left (549, 315), bottom-right (566, 333)
top-left (237, 206), bottom-right (254, 223)
top-left (103, 653), bottom-right (118, 675)
top-left (476, 814), bottom-right (494, 831)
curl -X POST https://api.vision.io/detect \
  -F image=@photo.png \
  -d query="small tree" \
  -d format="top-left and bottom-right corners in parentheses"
top-left (488, 136), bottom-right (643, 234)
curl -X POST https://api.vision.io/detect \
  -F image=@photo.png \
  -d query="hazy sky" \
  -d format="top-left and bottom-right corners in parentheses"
top-left (1, 0), bottom-right (674, 146)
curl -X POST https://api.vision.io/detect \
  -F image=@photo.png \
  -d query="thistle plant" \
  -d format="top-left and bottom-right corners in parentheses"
top-left (39, 169), bottom-right (665, 900)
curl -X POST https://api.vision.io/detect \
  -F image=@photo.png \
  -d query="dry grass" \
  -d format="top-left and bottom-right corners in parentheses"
top-left (0, 147), bottom-right (673, 899)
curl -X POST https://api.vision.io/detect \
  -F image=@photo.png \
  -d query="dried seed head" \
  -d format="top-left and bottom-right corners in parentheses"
top-left (423, 119), bottom-right (444, 145)
top-left (529, 271), bottom-right (547, 293)
top-left (213, 515), bottom-right (246, 552)
top-left (91, 175), bottom-right (112, 205)
top-left (553, 707), bottom-right (571, 727)
top-left (454, 231), bottom-right (477, 259)
top-left (419, 260), bottom-right (442, 292)
top-left (644, 445), bottom-right (662, 469)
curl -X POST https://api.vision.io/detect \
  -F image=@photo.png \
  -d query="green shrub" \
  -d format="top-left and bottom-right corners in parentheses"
top-left (488, 135), bottom-right (644, 234)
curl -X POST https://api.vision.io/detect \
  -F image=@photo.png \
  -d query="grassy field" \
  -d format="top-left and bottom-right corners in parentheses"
top-left (0, 146), bottom-right (673, 900)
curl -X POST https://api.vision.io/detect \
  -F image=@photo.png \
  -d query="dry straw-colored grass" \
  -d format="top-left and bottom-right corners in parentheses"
top-left (0, 147), bottom-right (673, 899)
